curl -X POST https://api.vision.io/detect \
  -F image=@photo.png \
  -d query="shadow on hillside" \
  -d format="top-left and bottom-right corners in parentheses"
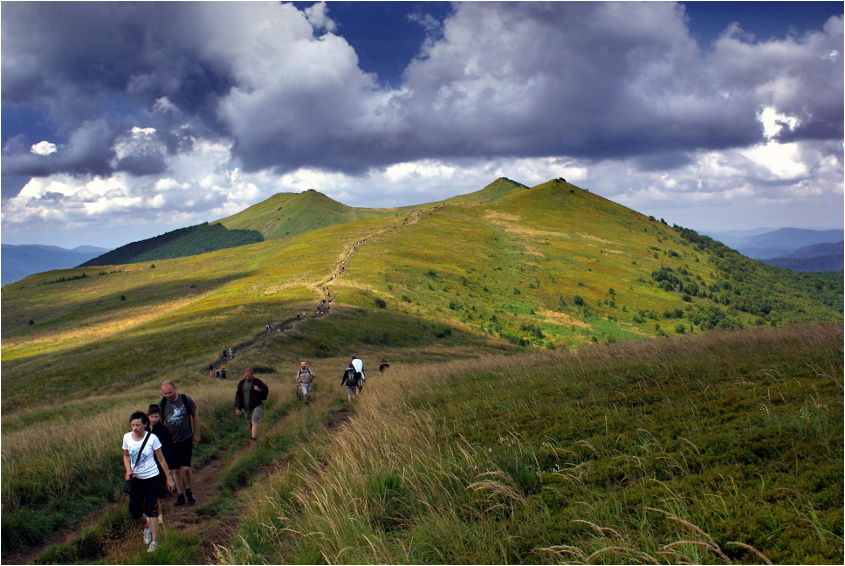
top-left (1, 272), bottom-right (289, 404)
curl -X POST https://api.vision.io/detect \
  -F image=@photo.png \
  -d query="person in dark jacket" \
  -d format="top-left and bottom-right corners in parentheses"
top-left (147, 404), bottom-right (174, 516)
top-left (235, 368), bottom-right (269, 443)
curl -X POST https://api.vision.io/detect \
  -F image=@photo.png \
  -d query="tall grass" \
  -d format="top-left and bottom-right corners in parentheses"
top-left (220, 325), bottom-right (843, 564)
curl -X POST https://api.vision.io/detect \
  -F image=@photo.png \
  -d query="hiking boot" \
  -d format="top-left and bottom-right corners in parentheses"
top-left (174, 493), bottom-right (186, 506)
top-left (147, 541), bottom-right (158, 553)
top-left (186, 489), bottom-right (195, 505)
top-left (250, 437), bottom-right (258, 444)
top-left (143, 527), bottom-right (151, 544)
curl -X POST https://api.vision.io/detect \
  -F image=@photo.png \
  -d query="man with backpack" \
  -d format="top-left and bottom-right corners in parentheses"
top-left (296, 362), bottom-right (316, 406)
top-left (234, 368), bottom-right (269, 444)
top-left (159, 381), bottom-right (200, 506)
top-left (340, 362), bottom-right (358, 404)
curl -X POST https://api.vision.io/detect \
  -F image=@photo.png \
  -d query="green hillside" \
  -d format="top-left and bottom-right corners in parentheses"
top-left (1, 178), bottom-right (842, 561)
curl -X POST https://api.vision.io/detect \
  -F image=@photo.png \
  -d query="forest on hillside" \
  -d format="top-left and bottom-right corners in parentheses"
top-left (80, 223), bottom-right (263, 267)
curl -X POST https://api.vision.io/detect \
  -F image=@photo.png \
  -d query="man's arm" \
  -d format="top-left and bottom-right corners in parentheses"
top-left (192, 408), bottom-right (201, 444)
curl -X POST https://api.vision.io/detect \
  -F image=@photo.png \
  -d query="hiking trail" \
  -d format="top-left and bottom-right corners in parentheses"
top-left (6, 208), bottom-right (424, 564)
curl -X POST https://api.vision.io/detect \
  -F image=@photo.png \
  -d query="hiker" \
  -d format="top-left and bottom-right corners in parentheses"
top-left (147, 403), bottom-right (174, 528)
top-left (351, 356), bottom-right (365, 394)
top-left (379, 359), bottom-right (390, 373)
top-left (222, 349), bottom-right (227, 360)
top-left (228, 348), bottom-right (234, 359)
top-left (123, 410), bottom-right (175, 553)
top-left (235, 368), bottom-right (270, 444)
top-left (340, 362), bottom-right (358, 404)
top-left (159, 381), bottom-right (200, 506)
top-left (221, 367), bottom-right (227, 379)
top-left (265, 324), bottom-right (271, 334)
top-left (296, 362), bottom-right (316, 406)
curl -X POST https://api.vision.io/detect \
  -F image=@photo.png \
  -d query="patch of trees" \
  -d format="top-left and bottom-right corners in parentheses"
top-left (670, 225), bottom-right (843, 322)
top-left (80, 223), bottom-right (263, 267)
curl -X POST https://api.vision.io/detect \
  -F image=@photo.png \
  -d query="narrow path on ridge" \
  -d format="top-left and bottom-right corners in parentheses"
top-left (207, 207), bottom-right (426, 373)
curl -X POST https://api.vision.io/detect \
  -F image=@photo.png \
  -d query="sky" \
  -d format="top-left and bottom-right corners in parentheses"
top-left (2, 1), bottom-right (842, 250)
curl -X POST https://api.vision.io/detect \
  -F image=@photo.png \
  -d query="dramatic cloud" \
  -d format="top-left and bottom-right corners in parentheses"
top-left (1, 1), bottom-right (842, 248)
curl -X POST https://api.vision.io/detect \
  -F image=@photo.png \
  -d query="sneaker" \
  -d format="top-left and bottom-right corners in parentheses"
top-left (186, 489), bottom-right (195, 505)
top-left (175, 494), bottom-right (186, 506)
top-left (147, 541), bottom-right (158, 553)
top-left (143, 527), bottom-right (152, 544)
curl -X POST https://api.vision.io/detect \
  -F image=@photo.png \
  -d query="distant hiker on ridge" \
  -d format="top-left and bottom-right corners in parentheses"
top-left (235, 368), bottom-right (269, 444)
top-left (159, 381), bottom-right (200, 506)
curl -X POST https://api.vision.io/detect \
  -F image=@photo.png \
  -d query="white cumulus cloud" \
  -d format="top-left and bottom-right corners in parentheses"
top-left (30, 141), bottom-right (57, 155)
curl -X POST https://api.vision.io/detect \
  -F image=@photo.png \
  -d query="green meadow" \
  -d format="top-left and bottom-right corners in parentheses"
top-left (1, 179), bottom-right (842, 563)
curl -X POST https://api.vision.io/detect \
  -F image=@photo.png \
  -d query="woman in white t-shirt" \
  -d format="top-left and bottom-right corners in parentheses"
top-left (122, 410), bottom-right (175, 552)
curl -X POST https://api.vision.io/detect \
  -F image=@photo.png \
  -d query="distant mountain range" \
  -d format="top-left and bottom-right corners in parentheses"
top-left (708, 227), bottom-right (843, 273)
top-left (1, 244), bottom-right (110, 286)
top-left (762, 241), bottom-right (844, 272)
top-left (5, 192), bottom-right (841, 285)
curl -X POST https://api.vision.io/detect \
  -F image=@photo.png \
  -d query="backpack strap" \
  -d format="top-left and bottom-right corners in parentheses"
top-left (131, 431), bottom-right (151, 473)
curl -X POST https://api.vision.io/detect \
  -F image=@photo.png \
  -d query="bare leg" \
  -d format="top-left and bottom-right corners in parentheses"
top-left (148, 515), bottom-right (159, 542)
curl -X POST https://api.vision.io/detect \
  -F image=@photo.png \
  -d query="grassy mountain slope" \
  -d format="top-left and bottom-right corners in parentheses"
top-left (1, 178), bottom-right (842, 560)
top-left (216, 188), bottom-right (396, 240)
top-left (438, 176), bottom-right (529, 205)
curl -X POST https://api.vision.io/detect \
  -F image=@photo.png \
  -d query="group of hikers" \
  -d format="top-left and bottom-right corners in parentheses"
top-left (122, 381), bottom-right (199, 552)
top-left (122, 356), bottom-right (387, 552)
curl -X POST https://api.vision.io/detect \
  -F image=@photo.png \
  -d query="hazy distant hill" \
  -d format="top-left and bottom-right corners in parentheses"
top-left (762, 241), bottom-right (844, 272)
top-left (716, 227), bottom-right (844, 259)
top-left (1, 244), bottom-right (109, 285)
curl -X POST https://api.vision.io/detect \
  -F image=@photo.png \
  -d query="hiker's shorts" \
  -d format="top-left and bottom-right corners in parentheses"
top-left (345, 385), bottom-right (357, 396)
top-left (299, 382), bottom-right (313, 396)
top-left (245, 405), bottom-right (262, 422)
top-left (128, 474), bottom-right (161, 519)
top-left (171, 437), bottom-right (193, 469)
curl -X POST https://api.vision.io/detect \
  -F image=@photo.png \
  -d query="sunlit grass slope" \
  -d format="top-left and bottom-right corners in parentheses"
top-left (223, 324), bottom-right (843, 565)
top-left (333, 179), bottom-right (842, 349)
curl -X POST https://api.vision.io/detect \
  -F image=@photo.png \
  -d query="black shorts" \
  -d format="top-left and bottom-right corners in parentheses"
top-left (171, 437), bottom-right (193, 469)
top-left (128, 475), bottom-right (160, 519)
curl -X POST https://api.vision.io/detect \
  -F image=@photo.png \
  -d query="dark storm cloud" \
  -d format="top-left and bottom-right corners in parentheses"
top-left (2, 1), bottom-right (842, 183)
top-left (1, 1), bottom-right (235, 179)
